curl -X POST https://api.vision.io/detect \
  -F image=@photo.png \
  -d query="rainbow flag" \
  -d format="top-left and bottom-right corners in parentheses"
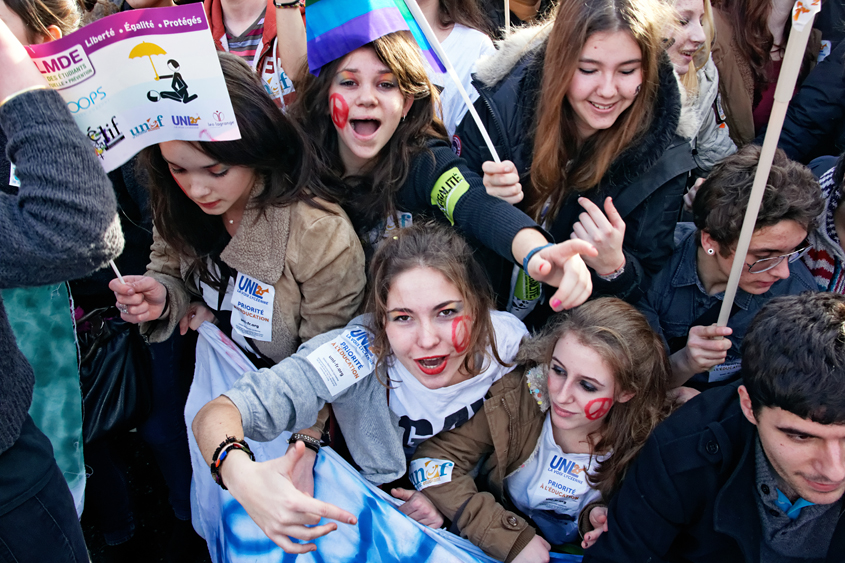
top-left (305, 0), bottom-right (446, 75)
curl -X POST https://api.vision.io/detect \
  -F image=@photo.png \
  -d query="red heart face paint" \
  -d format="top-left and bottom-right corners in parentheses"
top-left (330, 93), bottom-right (349, 129)
top-left (584, 398), bottom-right (613, 420)
top-left (452, 316), bottom-right (471, 354)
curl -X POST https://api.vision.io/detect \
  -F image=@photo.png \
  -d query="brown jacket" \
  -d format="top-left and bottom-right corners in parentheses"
top-left (711, 9), bottom-right (821, 146)
top-left (413, 368), bottom-right (547, 562)
top-left (142, 196), bottom-right (366, 363)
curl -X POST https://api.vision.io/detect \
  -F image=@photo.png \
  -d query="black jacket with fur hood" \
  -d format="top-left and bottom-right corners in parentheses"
top-left (454, 23), bottom-right (696, 324)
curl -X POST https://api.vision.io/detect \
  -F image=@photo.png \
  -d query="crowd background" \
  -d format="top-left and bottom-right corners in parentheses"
top-left (1, 0), bottom-right (844, 561)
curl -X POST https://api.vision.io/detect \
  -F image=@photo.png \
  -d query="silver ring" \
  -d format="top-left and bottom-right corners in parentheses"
top-left (117, 303), bottom-right (128, 314)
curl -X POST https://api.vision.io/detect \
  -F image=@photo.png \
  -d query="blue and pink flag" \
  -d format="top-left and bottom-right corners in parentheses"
top-left (305, 0), bottom-right (446, 75)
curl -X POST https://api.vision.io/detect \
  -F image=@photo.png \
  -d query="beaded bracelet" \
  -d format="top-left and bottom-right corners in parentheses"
top-left (288, 432), bottom-right (322, 454)
top-left (210, 437), bottom-right (255, 490)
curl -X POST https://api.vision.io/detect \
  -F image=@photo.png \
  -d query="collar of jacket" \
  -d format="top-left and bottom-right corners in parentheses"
top-left (219, 178), bottom-right (291, 283)
top-left (204, 0), bottom-right (277, 63)
top-left (475, 22), bottom-right (691, 187)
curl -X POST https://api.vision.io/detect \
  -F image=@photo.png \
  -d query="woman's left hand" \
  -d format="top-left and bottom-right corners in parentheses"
top-left (526, 240), bottom-right (597, 311)
top-left (581, 505), bottom-right (609, 549)
top-left (391, 488), bottom-right (444, 528)
top-left (571, 197), bottom-right (626, 277)
top-left (179, 302), bottom-right (216, 335)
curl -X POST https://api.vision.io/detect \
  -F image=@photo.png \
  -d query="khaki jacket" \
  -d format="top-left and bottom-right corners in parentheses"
top-left (413, 368), bottom-right (546, 562)
top-left (142, 196), bottom-right (365, 363)
top-left (712, 9), bottom-right (820, 146)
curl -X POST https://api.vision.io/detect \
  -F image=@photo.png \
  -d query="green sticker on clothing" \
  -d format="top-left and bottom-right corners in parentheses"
top-left (430, 167), bottom-right (469, 225)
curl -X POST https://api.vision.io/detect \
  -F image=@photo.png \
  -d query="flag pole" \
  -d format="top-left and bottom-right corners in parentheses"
top-left (402, 0), bottom-right (502, 162)
top-left (717, 0), bottom-right (820, 326)
top-left (505, 0), bottom-right (510, 31)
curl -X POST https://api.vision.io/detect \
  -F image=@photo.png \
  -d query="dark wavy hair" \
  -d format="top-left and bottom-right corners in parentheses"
top-left (692, 145), bottom-right (824, 256)
top-left (516, 298), bottom-right (673, 499)
top-left (137, 52), bottom-right (333, 289)
top-left (436, 0), bottom-right (493, 35)
top-left (366, 222), bottom-right (506, 387)
top-left (742, 292), bottom-right (845, 425)
top-left (289, 31), bottom-right (448, 236)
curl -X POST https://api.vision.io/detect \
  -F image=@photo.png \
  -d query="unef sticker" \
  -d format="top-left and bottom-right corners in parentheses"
top-left (430, 167), bottom-right (470, 225)
top-left (306, 327), bottom-right (375, 397)
top-left (8, 163), bottom-right (20, 188)
top-left (230, 272), bottom-right (275, 342)
top-left (409, 457), bottom-right (455, 491)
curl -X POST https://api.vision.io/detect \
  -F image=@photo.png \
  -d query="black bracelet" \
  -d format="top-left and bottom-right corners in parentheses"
top-left (273, 0), bottom-right (301, 7)
top-left (210, 437), bottom-right (255, 490)
top-left (288, 433), bottom-right (321, 453)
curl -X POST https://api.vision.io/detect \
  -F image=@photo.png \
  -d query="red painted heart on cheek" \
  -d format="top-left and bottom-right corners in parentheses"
top-left (170, 171), bottom-right (187, 195)
top-left (584, 398), bottom-right (613, 420)
top-left (330, 93), bottom-right (349, 129)
top-left (451, 316), bottom-right (472, 354)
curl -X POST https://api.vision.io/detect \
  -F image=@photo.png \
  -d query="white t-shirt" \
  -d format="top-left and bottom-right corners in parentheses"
top-left (505, 413), bottom-right (608, 545)
top-left (424, 24), bottom-right (496, 137)
top-left (388, 310), bottom-right (528, 455)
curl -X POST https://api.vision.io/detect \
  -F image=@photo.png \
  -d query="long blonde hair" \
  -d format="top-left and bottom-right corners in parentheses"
top-left (669, 0), bottom-right (715, 95)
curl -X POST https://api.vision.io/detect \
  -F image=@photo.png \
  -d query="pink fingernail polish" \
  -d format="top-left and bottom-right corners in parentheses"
top-left (551, 298), bottom-right (561, 309)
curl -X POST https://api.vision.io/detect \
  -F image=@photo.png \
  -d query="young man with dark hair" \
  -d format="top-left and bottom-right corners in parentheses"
top-left (638, 146), bottom-right (824, 388)
top-left (585, 292), bottom-right (845, 563)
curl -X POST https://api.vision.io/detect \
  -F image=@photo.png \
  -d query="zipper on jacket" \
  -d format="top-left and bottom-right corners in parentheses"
top-left (475, 84), bottom-right (511, 163)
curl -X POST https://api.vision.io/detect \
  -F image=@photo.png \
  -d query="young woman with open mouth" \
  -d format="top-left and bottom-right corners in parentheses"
top-left (289, 31), bottom-right (597, 317)
top-left (192, 223), bottom-right (533, 553)
top-left (410, 298), bottom-right (673, 562)
top-left (457, 0), bottom-right (697, 327)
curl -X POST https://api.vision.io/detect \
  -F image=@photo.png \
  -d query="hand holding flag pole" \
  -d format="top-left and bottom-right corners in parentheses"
top-left (716, 0), bottom-right (820, 326)
top-left (400, 0), bottom-right (501, 163)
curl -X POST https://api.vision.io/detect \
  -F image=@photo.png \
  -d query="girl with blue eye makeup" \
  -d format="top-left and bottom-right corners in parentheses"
top-left (458, 0), bottom-right (698, 328)
top-left (412, 298), bottom-right (673, 562)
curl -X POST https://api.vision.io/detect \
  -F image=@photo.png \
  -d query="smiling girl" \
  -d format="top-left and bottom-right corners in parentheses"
top-left (192, 223), bottom-right (530, 552)
top-left (110, 53), bottom-right (365, 366)
top-left (411, 298), bottom-right (673, 562)
top-left (457, 0), bottom-right (696, 325)
top-left (290, 31), bottom-right (595, 315)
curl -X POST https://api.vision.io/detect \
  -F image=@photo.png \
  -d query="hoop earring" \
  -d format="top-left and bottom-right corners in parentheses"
top-left (707, 248), bottom-right (715, 255)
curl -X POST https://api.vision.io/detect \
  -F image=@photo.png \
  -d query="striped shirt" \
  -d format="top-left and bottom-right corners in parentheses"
top-left (225, 9), bottom-right (266, 63)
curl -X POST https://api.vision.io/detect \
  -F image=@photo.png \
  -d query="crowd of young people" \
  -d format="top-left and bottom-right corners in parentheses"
top-left (1, 0), bottom-right (844, 561)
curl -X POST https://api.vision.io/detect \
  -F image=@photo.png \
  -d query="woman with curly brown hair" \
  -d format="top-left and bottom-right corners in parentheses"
top-left (411, 298), bottom-right (673, 562)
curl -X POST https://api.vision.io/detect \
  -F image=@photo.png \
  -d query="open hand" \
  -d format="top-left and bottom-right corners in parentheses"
top-left (571, 197), bottom-right (626, 277)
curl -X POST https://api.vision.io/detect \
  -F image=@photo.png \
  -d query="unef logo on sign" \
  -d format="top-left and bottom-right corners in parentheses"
top-left (410, 458), bottom-right (455, 491)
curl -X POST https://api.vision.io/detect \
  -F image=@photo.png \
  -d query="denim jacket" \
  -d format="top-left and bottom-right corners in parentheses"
top-left (637, 223), bottom-right (817, 386)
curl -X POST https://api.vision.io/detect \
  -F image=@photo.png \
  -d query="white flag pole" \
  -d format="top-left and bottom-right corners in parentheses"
top-left (402, 0), bottom-right (501, 162)
top-left (717, 0), bottom-right (820, 326)
top-left (505, 0), bottom-right (510, 31)
top-left (109, 260), bottom-right (125, 285)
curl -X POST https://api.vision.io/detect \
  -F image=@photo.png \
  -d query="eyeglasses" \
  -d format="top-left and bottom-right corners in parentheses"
top-left (746, 243), bottom-right (810, 274)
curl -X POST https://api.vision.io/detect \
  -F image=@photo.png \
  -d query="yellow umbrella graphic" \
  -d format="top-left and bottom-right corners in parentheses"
top-left (129, 42), bottom-right (167, 80)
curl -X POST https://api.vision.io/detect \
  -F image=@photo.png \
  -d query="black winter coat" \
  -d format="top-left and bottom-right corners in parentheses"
top-left (583, 383), bottom-right (845, 563)
top-left (454, 37), bottom-right (695, 325)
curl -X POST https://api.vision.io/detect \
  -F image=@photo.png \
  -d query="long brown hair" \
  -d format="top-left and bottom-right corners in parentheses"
top-left (3, 0), bottom-right (79, 42)
top-left (366, 222), bottom-right (506, 387)
top-left (528, 0), bottom-right (670, 223)
top-left (711, 0), bottom-right (773, 89)
top-left (138, 53), bottom-right (332, 289)
top-left (436, 0), bottom-right (494, 35)
top-left (289, 32), bottom-right (448, 235)
top-left (517, 298), bottom-right (673, 499)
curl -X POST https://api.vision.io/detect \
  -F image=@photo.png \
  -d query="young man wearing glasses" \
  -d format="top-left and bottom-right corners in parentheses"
top-left (637, 145), bottom-right (824, 390)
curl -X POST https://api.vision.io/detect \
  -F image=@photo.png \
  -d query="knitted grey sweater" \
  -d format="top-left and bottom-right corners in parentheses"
top-left (0, 89), bottom-right (123, 455)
